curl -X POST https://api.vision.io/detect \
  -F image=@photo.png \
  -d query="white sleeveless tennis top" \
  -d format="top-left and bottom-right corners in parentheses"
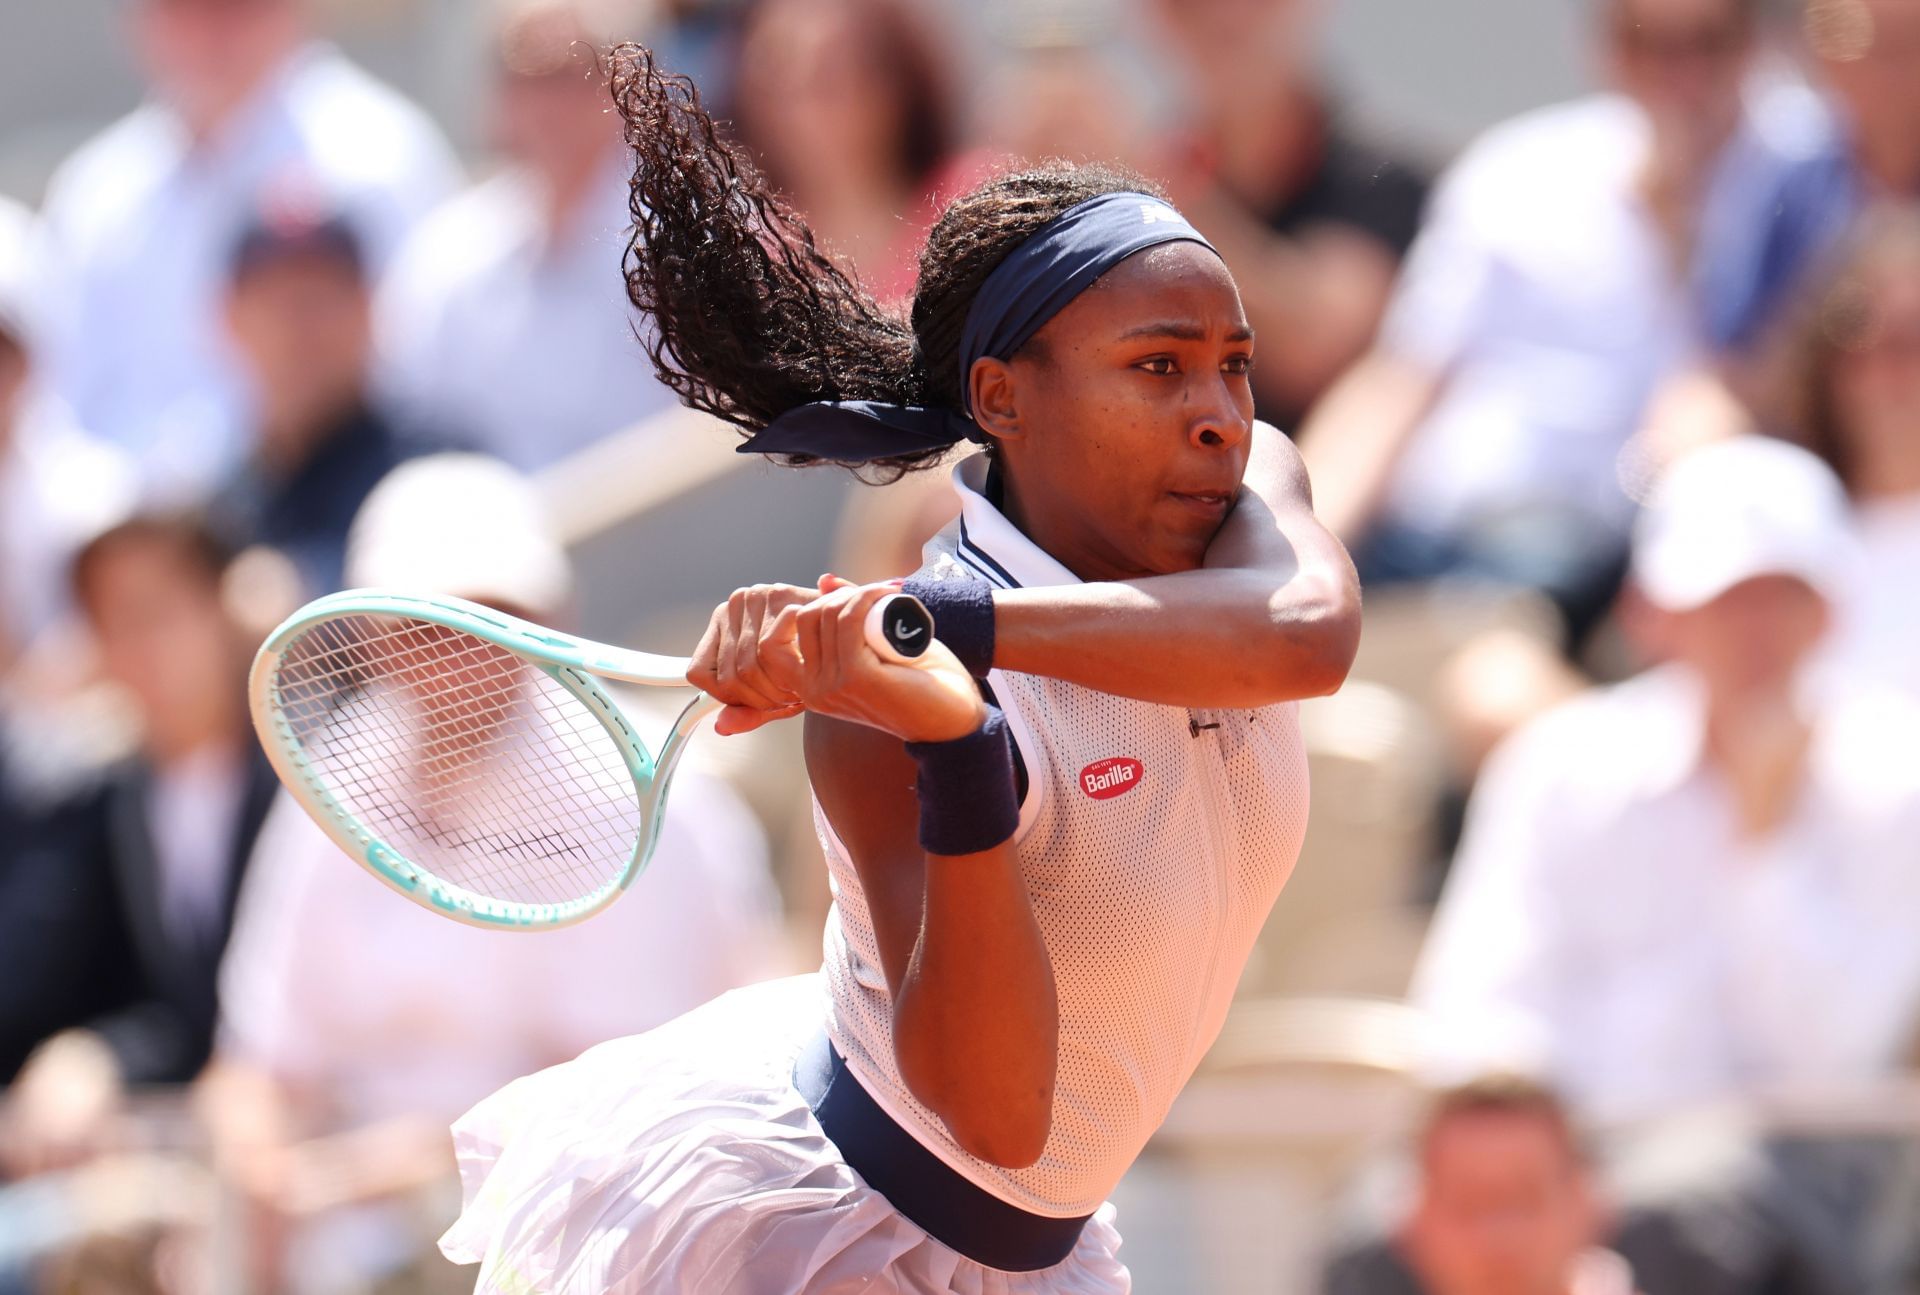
top-left (816, 456), bottom-right (1311, 1217)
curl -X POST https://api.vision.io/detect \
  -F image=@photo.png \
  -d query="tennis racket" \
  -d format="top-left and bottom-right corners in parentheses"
top-left (248, 588), bottom-right (935, 930)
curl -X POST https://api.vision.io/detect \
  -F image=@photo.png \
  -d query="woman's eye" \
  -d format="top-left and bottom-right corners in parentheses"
top-left (1137, 358), bottom-right (1178, 376)
top-left (1224, 355), bottom-right (1254, 376)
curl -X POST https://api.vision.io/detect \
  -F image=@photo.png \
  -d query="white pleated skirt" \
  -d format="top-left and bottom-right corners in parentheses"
top-left (439, 975), bottom-right (1130, 1294)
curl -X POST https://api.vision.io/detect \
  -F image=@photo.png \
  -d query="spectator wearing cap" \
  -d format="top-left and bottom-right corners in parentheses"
top-left (206, 210), bottom-right (457, 597)
top-left (1297, 0), bottom-right (1838, 646)
top-left (1416, 435), bottom-right (1920, 1121)
top-left (377, 0), bottom-right (677, 473)
top-left (1325, 1077), bottom-right (1635, 1295)
top-left (32, 0), bottom-right (459, 503)
top-left (1143, 0), bottom-right (1431, 432)
top-left (1413, 435), bottom-right (1920, 1293)
top-left (207, 454), bottom-right (785, 1293)
top-left (0, 198), bottom-right (134, 672)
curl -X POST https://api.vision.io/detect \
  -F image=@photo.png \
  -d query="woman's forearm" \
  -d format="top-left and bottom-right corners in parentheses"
top-left (891, 842), bottom-right (1058, 1169)
top-left (991, 565), bottom-right (1355, 708)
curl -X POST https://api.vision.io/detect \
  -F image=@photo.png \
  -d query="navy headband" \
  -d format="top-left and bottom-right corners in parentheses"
top-left (737, 191), bottom-right (1218, 463)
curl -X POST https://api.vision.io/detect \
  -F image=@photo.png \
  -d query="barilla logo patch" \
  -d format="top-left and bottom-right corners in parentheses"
top-left (1080, 757), bottom-right (1144, 801)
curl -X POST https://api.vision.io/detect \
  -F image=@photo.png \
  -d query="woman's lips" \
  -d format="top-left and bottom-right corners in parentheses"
top-left (1167, 489), bottom-right (1234, 519)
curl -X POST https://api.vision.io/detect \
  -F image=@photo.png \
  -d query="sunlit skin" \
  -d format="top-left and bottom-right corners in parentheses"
top-left (975, 241), bottom-right (1257, 582)
top-left (1402, 1110), bottom-right (1603, 1295)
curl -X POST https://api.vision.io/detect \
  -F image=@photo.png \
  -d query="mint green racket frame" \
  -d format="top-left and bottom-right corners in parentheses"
top-left (248, 589), bottom-right (722, 931)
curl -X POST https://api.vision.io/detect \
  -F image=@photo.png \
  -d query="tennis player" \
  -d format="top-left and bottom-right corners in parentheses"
top-left (438, 48), bottom-right (1361, 1294)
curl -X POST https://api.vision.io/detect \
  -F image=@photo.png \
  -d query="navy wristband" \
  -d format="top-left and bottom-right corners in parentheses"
top-left (902, 576), bottom-right (996, 677)
top-left (904, 706), bottom-right (1019, 856)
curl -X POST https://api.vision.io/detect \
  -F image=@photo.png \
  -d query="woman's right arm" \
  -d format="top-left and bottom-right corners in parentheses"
top-left (806, 713), bottom-right (1058, 1169)
top-left (689, 585), bottom-right (1059, 1167)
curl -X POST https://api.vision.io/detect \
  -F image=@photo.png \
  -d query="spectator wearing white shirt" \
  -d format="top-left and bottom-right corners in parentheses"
top-left (33, 0), bottom-right (460, 504)
top-left (1297, 0), bottom-right (1834, 645)
top-left (1414, 436), bottom-right (1920, 1294)
top-left (206, 455), bottom-right (786, 1293)
top-left (377, 0), bottom-right (675, 473)
top-left (1794, 206), bottom-right (1920, 699)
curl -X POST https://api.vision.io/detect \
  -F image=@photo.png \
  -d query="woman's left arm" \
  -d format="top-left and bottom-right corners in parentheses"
top-left (990, 424), bottom-right (1361, 707)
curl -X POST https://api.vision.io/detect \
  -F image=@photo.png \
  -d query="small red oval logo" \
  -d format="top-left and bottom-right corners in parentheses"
top-left (1080, 757), bottom-right (1144, 801)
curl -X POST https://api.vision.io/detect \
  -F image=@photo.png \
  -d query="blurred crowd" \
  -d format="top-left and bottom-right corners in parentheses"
top-left (5, 0), bottom-right (1920, 1291)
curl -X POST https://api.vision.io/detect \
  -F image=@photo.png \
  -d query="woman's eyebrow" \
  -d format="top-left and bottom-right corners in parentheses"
top-left (1115, 320), bottom-right (1256, 343)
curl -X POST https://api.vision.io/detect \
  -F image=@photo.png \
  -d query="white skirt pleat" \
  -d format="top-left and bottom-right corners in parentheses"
top-left (439, 975), bottom-right (1130, 1294)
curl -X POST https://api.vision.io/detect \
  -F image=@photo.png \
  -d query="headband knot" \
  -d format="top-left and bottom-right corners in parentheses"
top-left (738, 192), bottom-right (1216, 463)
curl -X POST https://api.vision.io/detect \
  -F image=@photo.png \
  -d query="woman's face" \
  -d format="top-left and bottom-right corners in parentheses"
top-left (986, 241), bottom-right (1256, 581)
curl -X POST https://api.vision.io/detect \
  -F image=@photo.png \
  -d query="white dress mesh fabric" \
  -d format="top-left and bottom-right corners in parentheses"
top-left (818, 522), bottom-right (1311, 1217)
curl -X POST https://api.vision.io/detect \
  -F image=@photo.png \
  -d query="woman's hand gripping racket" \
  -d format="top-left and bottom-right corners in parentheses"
top-left (249, 588), bottom-right (942, 930)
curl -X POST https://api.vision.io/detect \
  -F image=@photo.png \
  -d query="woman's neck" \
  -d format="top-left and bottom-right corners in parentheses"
top-left (993, 466), bottom-right (1139, 584)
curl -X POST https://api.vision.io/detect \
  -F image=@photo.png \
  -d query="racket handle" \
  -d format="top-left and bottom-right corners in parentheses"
top-left (865, 593), bottom-right (936, 664)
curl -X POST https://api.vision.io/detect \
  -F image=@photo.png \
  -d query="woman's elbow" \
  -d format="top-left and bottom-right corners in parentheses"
top-left (1266, 576), bottom-right (1362, 699)
top-left (898, 1055), bottom-right (1054, 1169)
top-left (938, 1095), bottom-right (1053, 1169)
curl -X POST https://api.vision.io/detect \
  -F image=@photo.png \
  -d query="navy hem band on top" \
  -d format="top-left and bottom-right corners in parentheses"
top-left (794, 1032), bottom-right (1092, 1272)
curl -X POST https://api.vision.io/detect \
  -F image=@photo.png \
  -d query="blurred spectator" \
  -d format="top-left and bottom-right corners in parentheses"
top-left (1730, 0), bottom-right (1920, 365)
top-left (1324, 1077), bottom-right (1633, 1295)
top-left (0, 199), bottom-right (134, 673)
top-left (208, 455), bottom-right (785, 1294)
top-left (1415, 436), bottom-right (1920, 1122)
top-left (207, 208), bottom-right (453, 597)
top-left (1144, 0), bottom-right (1431, 430)
top-left (727, 0), bottom-right (960, 302)
top-left (1298, 0), bottom-right (1833, 645)
top-left (979, 31), bottom-right (1151, 175)
top-left (32, 0), bottom-right (460, 503)
top-left (377, 0), bottom-right (678, 473)
top-left (1412, 437), bottom-right (1920, 1293)
top-left (0, 515), bottom-right (274, 1177)
top-left (1791, 206), bottom-right (1920, 697)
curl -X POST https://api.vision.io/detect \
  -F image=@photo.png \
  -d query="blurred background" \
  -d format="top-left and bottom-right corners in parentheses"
top-left (6, 0), bottom-right (1920, 1291)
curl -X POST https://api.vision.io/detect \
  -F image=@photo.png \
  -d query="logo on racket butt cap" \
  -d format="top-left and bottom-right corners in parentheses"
top-left (867, 593), bottom-right (935, 662)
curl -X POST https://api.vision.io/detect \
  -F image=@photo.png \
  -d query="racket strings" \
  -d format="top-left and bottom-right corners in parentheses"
top-left (270, 613), bottom-right (647, 908)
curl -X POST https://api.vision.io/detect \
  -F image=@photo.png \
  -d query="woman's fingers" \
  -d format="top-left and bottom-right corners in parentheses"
top-left (684, 600), bottom-right (731, 694)
top-left (690, 583), bottom-right (817, 708)
top-left (713, 702), bottom-right (805, 737)
top-left (760, 604), bottom-right (808, 698)
top-left (727, 588), bottom-right (791, 710)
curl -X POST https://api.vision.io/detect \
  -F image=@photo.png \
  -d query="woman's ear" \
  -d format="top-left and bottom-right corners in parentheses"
top-left (968, 357), bottom-right (1025, 442)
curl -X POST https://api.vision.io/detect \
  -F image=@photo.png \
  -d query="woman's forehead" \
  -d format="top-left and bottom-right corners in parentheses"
top-left (1061, 242), bottom-right (1247, 336)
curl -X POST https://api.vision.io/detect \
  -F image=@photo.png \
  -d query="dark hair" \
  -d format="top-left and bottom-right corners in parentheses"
top-left (1419, 1074), bottom-right (1585, 1165)
top-left (610, 42), bottom-right (1163, 477)
top-left (729, 0), bottom-right (956, 196)
top-left (1788, 207), bottom-right (1920, 497)
top-left (71, 513), bottom-right (235, 616)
